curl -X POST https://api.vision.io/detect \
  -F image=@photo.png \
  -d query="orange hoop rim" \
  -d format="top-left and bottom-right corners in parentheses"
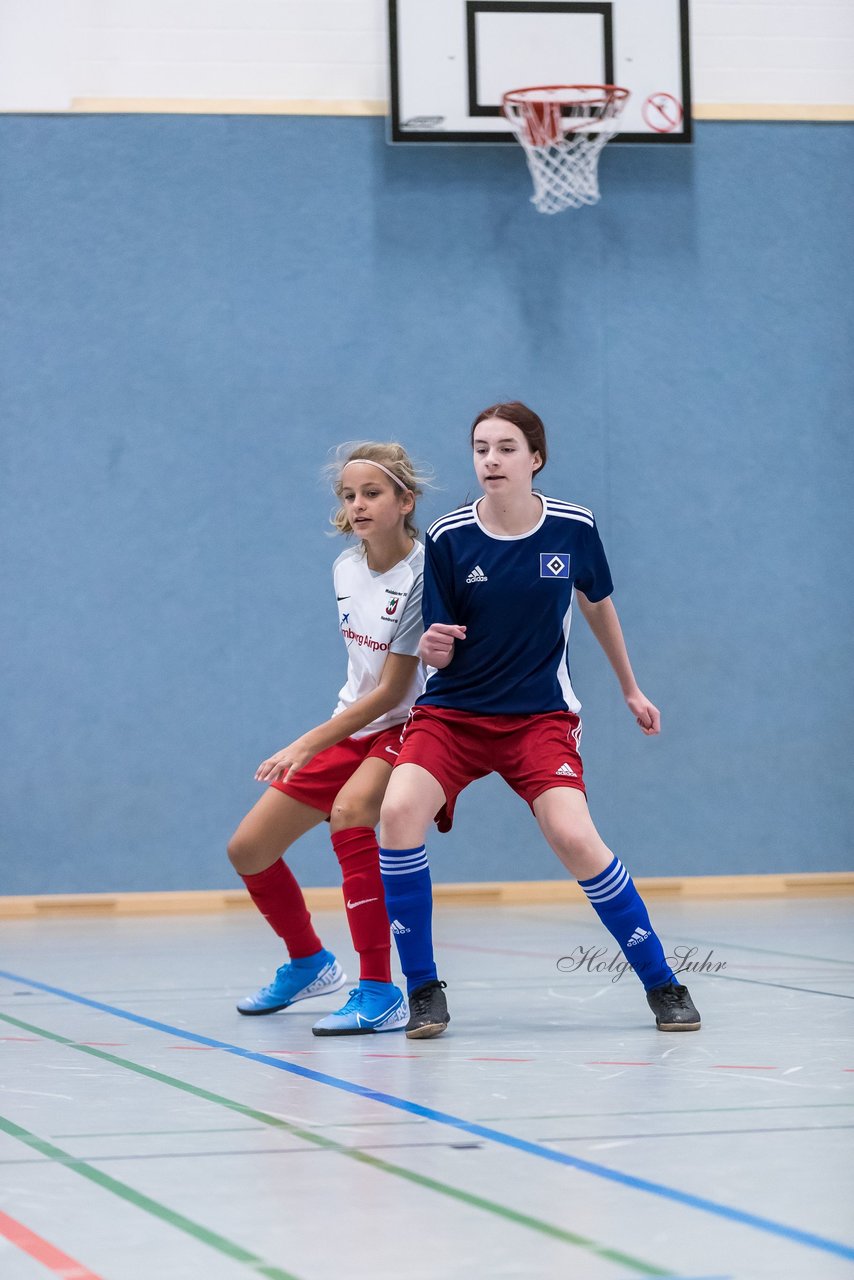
top-left (502, 83), bottom-right (630, 109)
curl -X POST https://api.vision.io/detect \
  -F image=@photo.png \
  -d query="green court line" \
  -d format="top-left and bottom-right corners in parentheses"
top-left (0, 1011), bottom-right (667, 1277)
top-left (0, 1113), bottom-right (300, 1280)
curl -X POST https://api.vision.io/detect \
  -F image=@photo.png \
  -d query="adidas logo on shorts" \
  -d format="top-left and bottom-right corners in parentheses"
top-left (555, 762), bottom-right (576, 777)
top-left (626, 927), bottom-right (651, 947)
top-left (391, 919), bottom-right (411, 935)
top-left (465, 564), bottom-right (488, 583)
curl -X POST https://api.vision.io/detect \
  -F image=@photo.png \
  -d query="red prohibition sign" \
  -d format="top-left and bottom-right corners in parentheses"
top-left (642, 92), bottom-right (683, 133)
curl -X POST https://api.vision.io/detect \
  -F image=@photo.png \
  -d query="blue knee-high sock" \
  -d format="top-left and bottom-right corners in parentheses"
top-left (379, 845), bottom-right (437, 995)
top-left (579, 856), bottom-right (675, 991)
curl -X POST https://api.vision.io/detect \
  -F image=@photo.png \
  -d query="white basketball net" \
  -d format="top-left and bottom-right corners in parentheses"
top-left (502, 85), bottom-right (629, 214)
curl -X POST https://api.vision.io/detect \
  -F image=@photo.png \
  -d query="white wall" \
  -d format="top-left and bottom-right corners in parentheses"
top-left (693, 0), bottom-right (854, 106)
top-left (1, 0), bottom-right (852, 112)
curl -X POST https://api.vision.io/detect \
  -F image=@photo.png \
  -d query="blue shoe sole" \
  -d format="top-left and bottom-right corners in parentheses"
top-left (236, 962), bottom-right (347, 1015)
top-left (312, 1024), bottom-right (383, 1036)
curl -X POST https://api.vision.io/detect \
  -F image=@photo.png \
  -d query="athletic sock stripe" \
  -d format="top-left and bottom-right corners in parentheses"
top-left (379, 849), bottom-right (429, 875)
top-left (584, 871), bottom-right (630, 903)
top-left (581, 862), bottom-right (629, 901)
top-left (584, 867), bottom-right (627, 897)
top-left (580, 859), bottom-right (625, 892)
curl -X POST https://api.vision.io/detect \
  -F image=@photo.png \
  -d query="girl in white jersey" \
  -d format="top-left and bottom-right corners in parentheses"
top-left (228, 443), bottom-right (428, 1036)
top-left (377, 402), bottom-right (701, 1039)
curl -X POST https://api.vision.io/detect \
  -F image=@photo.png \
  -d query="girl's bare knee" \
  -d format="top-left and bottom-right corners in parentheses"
top-left (379, 796), bottom-right (418, 847)
top-left (226, 831), bottom-right (251, 873)
top-left (227, 830), bottom-right (279, 876)
top-left (329, 799), bottom-right (376, 833)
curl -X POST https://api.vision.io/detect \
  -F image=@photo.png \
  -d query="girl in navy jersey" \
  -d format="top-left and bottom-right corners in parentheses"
top-left (228, 443), bottom-right (428, 1036)
top-left (378, 402), bottom-right (701, 1038)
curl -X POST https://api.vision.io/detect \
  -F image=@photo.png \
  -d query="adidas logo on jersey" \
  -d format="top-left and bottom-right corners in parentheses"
top-left (465, 565), bottom-right (488, 583)
top-left (391, 919), bottom-right (410, 935)
top-left (555, 762), bottom-right (576, 777)
top-left (626, 926), bottom-right (651, 947)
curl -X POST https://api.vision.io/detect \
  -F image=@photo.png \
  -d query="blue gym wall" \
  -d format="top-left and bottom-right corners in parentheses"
top-left (1, 115), bottom-right (852, 894)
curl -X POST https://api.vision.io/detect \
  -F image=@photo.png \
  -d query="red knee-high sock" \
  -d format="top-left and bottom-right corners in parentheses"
top-left (332, 826), bottom-right (391, 983)
top-left (241, 860), bottom-right (322, 960)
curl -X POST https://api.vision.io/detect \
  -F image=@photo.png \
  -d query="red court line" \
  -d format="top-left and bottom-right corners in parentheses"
top-left (713, 1065), bottom-right (778, 1071)
top-left (363, 1053), bottom-right (422, 1059)
top-left (264, 1049), bottom-right (318, 1056)
top-left (0, 1208), bottom-right (105, 1279)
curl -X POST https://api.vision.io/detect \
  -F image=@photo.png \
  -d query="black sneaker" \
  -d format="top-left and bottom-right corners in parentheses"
top-left (405, 980), bottom-right (450, 1040)
top-left (646, 982), bottom-right (701, 1032)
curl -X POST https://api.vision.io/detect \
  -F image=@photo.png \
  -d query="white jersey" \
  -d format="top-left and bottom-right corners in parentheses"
top-left (331, 541), bottom-right (426, 738)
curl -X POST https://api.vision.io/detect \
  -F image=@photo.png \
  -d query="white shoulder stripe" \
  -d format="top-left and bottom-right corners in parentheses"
top-left (428, 506), bottom-right (477, 541)
top-left (544, 497), bottom-right (594, 519)
top-left (548, 509), bottom-right (594, 528)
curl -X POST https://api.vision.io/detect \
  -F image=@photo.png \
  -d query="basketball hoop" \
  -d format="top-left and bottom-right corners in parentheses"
top-left (502, 84), bottom-right (629, 214)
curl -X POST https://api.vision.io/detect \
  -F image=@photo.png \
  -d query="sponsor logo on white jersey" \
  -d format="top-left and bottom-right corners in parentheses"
top-left (466, 564), bottom-right (488, 583)
top-left (626, 927), bottom-right (651, 947)
top-left (340, 624), bottom-right (390, 652)
top-left (555, 762), bottom-right (576, 777)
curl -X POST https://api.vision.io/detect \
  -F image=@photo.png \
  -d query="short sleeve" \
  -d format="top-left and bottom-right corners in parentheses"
top-left (573, 517), bottom-right (614, 602)
top-left (421, 531), bottom-right (458, 628)
top-left (390, 567), bottom-right (424, 656)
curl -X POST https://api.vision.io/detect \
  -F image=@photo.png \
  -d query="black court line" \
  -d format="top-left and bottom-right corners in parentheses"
top-left (705, 972), bottom-right (854, 1000)
top-left (542, 1124), bottom-right (854, 1143)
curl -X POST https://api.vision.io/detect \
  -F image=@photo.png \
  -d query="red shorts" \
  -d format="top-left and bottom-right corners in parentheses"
top-left (270, 725), bottom-right (404, 815)
top-left (396, 706), bottom-right (585, 832)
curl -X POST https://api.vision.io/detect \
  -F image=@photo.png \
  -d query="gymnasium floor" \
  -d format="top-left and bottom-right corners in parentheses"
top-left (1, 895), bottom-right (852, 1280)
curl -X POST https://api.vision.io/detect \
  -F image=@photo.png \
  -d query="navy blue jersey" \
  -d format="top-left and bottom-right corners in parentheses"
top-left (418, 495), bottom-right (613, 715)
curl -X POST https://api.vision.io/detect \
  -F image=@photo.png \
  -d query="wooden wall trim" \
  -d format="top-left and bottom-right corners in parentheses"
top-left (2, 872), bottom-right (851, 917)
top-left (57, 99), bottom-right (854, 123)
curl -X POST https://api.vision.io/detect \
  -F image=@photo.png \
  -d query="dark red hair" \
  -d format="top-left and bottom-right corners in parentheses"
top-left (470, 401), bottom-right (547, 476)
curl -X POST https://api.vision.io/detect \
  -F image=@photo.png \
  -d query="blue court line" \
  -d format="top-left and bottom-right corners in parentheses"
top-left (2, 968), bottom-right (853, 1264)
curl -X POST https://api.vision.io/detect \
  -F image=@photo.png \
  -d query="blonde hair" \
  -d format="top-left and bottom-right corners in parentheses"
top-left (324, 441), bottom-right (432, 540)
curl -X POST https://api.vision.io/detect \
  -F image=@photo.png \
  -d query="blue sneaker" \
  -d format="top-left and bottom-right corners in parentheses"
top-left (312, 981), bottom-right (408, 1036)
top-left (236, 950), bottom-right (346, 1016)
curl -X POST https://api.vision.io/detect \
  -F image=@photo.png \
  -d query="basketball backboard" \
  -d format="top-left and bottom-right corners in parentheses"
top-left (388, 0), bottom-right (691, 144)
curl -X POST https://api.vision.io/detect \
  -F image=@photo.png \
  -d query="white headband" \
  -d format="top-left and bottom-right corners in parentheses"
top-left (341, 458), bottom-right (410, 491)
